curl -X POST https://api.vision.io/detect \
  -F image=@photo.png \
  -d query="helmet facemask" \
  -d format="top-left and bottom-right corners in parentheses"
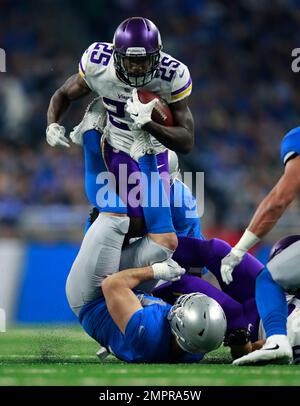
top-left (113, 48), bottom-right (160, 87)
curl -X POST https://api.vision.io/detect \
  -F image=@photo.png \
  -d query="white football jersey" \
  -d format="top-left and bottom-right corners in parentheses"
top-left (79, 42), bottom-right (192, 154)
top-left (258, 294), bottom-right (300, 353)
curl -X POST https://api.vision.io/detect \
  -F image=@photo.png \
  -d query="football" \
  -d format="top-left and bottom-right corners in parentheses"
top-left (137, 89), bottom-right (174, 126)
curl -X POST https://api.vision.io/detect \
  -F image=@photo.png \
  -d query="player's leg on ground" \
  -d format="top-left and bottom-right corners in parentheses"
top-left (153, 274), bottom-right (249, 333)
top-left (173, 237), bottom-right (263, 303)
top-left (256, 268), bottom-right (287, 338)
top-left (245, 243), bottom-right (300, 365)
top-left (233, 267), bottom-right (292, 365)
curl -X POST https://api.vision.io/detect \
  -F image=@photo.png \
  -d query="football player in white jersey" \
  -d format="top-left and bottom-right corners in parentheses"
top-left (47, 17), bottom-right (193, 168)
top-left (46, 17), bottom-right (195, 286)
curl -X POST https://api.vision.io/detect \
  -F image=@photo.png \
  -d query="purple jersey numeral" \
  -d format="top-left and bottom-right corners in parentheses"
top-left (160, 56), bottom-right (180, 82)
top-left (102, 97), bottom-right (130, 131)
top-left (90, 43), bottom-right (113, 66)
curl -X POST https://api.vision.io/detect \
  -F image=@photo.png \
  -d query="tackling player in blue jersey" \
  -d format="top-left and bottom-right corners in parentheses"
top-left (221, 126), bottom-right (300, 365)
top-left (76, 259), bottom-right (226, 363)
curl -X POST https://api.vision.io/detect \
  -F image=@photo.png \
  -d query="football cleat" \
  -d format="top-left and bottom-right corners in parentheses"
top-left (70, 97), bottom-right (107, 146)
top-left (233, 334), bottom-right (293, 366)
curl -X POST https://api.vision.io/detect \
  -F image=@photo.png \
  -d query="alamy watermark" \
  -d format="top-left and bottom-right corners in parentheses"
top-left (94, 167), bottom-right (205, 219)
top-left (0, 48), bottom-right (6, 72)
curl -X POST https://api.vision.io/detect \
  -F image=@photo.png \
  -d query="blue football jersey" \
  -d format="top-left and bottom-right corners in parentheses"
top-left (281, 127), bottom-right (300, 165)
top-left (170, 179), bottom-right (204, 239)
top-left (79, 293), bottom-right (203, 363)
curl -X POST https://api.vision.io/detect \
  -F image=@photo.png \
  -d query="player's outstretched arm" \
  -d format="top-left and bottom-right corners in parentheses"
top-left (102, 261), bottom-right (185, 333)
top-left (46, 74), bottom-right (91, 147)
top-left (247, 155), bottom-right (300, 237)
top-left (143, 98), bottom-right (194, 154)
top-left (221, 155), bottom-right (300, 285)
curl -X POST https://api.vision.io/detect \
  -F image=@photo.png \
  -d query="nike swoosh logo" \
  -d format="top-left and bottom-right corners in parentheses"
top-left (264, 344), bottom-right (280, 350)
top-left (131, 113), bottom-right (138, 117)
top-left (157, 164), bottom-right (165, 169)
top-left (179, 69), bottom-right (185, 78)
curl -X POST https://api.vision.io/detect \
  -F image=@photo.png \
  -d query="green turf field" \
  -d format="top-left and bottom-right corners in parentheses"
top-left (0, 326), bottom-right (299, 386)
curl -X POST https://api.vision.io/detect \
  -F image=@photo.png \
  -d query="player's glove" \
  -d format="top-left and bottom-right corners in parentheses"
top-left (126, 88), bottom-right (158, 130)
top-left (46, 123), bottom-right (70, 148)
top-left (152, 258), bottom-right (185, 282)
top-left (221, 229), bottom-right (260, 285)
top-left (220, 247), bottom-right (246, 285)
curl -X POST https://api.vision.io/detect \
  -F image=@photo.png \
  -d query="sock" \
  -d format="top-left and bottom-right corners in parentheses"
top-left (83, 129), bottom-right (126, 215)
top-left (256, 267), bottom-right (287, 337)
top-left (138, 154), bottom-right (175, 234)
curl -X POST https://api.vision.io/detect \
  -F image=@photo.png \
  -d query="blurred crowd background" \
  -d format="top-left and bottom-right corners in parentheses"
top-left (1, 0), bottom-right (300, 241)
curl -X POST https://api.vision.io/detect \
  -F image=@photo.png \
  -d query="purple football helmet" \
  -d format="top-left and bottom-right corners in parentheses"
top-left (113, 17), bottom-right (162, 87)
top-left (269, 235), bottom-right (300, 261)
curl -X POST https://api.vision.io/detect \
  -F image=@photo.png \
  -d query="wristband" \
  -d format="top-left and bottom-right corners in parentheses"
top-left (152, 262), bottom-right (167, 280)
top-left (235, 229), bottom-right (260, 252)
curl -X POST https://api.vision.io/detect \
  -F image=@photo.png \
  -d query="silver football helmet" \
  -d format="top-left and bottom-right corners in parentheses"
top-left (168, 150), bottom-right (180, 185)
top-left (168, 293), bottom-right (227, 354)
